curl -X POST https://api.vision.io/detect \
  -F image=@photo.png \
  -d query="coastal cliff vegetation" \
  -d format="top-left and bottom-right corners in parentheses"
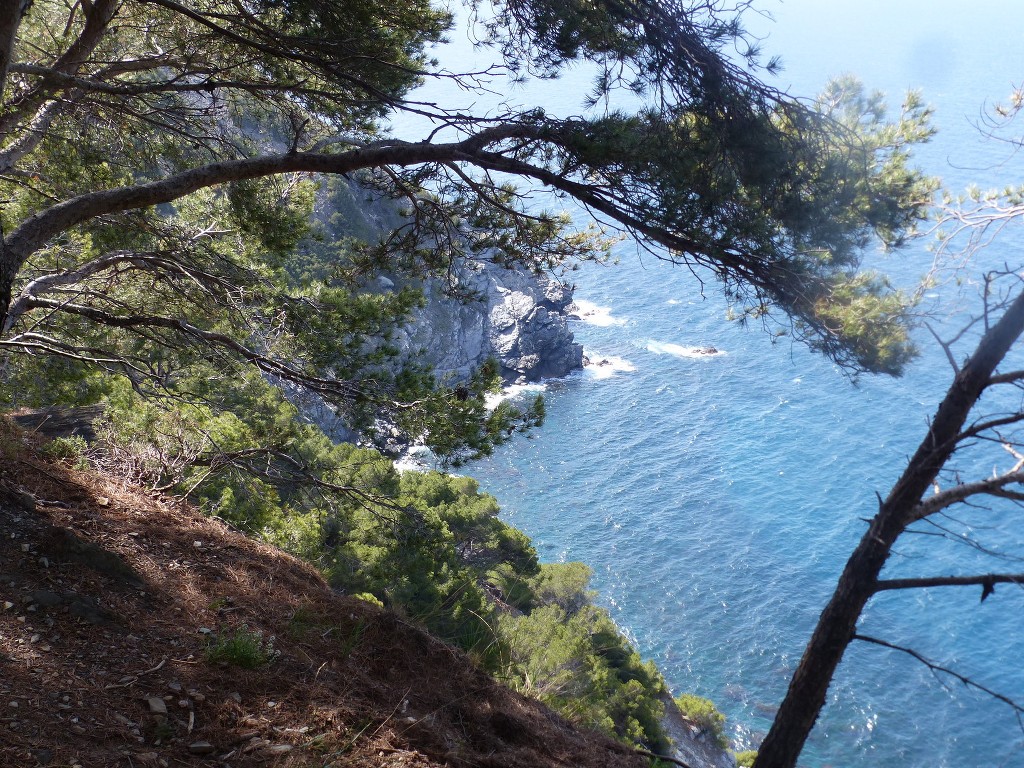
top-left (4, 377), bottom-right (683, 758)
top-left (0, 0), bottom-right (942, 765)
top-left (0, 414), bottom-right (667, 768)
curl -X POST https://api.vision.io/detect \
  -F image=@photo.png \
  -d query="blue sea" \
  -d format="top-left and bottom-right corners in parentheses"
top-left (395, 2), bottom-right (1024, 765)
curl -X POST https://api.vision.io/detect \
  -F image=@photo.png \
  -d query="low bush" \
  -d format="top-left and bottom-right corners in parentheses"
top-left (675, 692), bottom-right (729, 749)
top-left (40, 435), bottom-right (89, 469)
top-left (735, 749), bottom-right (758, 767)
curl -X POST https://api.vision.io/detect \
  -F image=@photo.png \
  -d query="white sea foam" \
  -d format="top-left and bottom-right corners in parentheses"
top-left (394, 444), bottom-right (434, 473)
top-left (646, 340), bottom-right (726, 359)
top-left (666, 298), bottom-right (681, 305)
top-left (570, 298), bottom-right (625, 327)
top-left (583, 353), bottom-right (637, 379)
top-left (484, 382), bottom-right (547, 410)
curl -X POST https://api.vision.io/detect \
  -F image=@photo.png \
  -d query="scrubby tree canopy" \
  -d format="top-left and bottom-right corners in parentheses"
top-left (0, 0), bottom-right (934, 458)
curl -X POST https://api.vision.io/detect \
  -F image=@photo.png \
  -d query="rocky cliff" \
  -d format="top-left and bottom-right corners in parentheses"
top-left (390, 259), bottom-right (582, 385)
top-left (321, 179), bottom-right (584, 386)
top-left (292, 181), bottom-right (584, 443)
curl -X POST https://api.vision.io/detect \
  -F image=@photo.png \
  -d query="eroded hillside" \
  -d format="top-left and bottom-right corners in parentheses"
top-left (0, 421), bottom-right (648, 767)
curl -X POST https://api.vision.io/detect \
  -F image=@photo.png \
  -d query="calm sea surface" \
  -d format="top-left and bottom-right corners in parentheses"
top-left (396, 3), bottom-right (1024, 765)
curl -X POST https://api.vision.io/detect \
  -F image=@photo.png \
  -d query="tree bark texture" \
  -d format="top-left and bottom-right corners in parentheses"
top-left (0, 0), bottom-right (26, 104)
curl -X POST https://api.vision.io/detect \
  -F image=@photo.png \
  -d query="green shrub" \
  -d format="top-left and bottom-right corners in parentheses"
top-left (675, 693), bottom-right (728, 749)
top-left (41, 434), bottom-right (89, 468)
top-left (734, 750), bottom-right (758, 767)
top-left (527, 561), bottom-right (594, 615)
top-left (352, 592), bottom-right (384, 608)
top-left (205, 625), bottom-right (277, 668)
top-left (499, 567), bottom-right (671, 753)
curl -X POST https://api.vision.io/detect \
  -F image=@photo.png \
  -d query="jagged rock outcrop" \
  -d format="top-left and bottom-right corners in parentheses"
top-left (660, 693), bottom-right (738, 768)
top-left (394, 259), bottom-right (583, 385)
top-left (316, 179), bottom-right (583, 386)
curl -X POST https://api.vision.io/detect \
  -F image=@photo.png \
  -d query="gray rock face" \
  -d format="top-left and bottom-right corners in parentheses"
top-left (313, 179), bottom-right (582, 385)
top-left (286, 259), bottom-right (582, 445)
top-left (395, 259), bottom-right (583, 385)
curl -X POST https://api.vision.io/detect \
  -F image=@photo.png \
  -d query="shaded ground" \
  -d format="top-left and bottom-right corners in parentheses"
top-left (0, 419), bottom-right (648, 768)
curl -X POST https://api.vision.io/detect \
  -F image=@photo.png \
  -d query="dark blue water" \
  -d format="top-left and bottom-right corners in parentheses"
top-left (395, 3), bottom-right (1024, 764)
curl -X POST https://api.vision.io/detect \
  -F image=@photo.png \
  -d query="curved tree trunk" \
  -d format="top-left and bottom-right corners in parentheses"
top-left (0, 0), bottom-right (28, 332)
top-left (0, 0), bottom-right (27, 102)
top-left (754, 288), bottom-right (1024, 768)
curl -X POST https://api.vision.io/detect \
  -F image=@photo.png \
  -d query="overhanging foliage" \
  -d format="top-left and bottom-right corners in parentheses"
top-left (0, 0), bottom-right (935, 459)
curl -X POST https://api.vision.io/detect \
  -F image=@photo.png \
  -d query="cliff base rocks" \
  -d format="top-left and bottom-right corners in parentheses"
top-left (394, 260), bottom-right (583, 385)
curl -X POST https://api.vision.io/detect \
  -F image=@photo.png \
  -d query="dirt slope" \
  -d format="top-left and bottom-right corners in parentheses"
top-left (0, 422), bottom-right (648, 768)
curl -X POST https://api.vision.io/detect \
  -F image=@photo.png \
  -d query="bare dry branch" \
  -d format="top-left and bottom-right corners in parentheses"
top-left (873, 573), bottom-right (1024, 594)
top-left (854, 634), bottom-right (1024, 719)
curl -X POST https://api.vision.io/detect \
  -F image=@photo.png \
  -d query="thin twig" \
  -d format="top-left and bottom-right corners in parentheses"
top-left (854, 634), bottom-right (1024, 721)
top-left (633, 746), bottom-right (696, 767)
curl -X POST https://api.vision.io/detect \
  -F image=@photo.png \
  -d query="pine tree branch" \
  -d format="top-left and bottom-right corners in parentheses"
top-left (908, 470), bottom-right (1024, 522)
top-left (989, 369), bottom-right (1024, 385)
top-left (4, 300), bottom-right (363, 404)
top-left (3, 249), bottom-right (230, 333)
top-left (0, 0), bottom-right (119, 135)
top-left (1, 125), bottom-right (534, 267)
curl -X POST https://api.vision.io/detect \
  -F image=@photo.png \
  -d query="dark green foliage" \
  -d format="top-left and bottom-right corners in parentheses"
top-left (0, 0), bottom-right (549, 464)
top-left (383, 358), bottom-right (546, 468)
top-left (226, 178), bottom-right (318, 256)
top-left (526, 561), bottom-right (594, 614)
top-left (537, 77), bottom-right (934, 373)
top-left (317, 470), bottom-right (540, 665)
top-left (0, 355), bottom-right (111, 410)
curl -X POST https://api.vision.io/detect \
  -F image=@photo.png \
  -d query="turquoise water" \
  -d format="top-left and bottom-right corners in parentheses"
top-left (393, 3), bottom-right (1024, 764)
top-left (470, 259), bottom-right (1024, 766)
